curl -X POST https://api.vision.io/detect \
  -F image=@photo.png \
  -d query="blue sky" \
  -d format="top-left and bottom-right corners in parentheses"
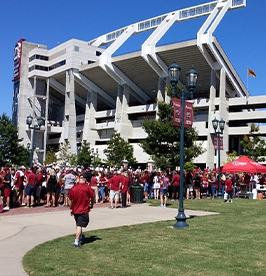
top-left (0, 0), bottom-right (265, 117)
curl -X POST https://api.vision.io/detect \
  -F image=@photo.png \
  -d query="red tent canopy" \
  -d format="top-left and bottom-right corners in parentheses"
top-left (222, 156), bottom-right (266, 173)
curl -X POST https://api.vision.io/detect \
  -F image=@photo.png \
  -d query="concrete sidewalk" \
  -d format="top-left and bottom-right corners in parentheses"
top-left (0, 204), bottom-right (217, 276)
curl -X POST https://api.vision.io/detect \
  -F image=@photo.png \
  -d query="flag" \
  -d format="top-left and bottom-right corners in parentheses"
top-left (172, 98), bottom-right (181, 126)
top-left (248, 68), bottom-right (256, 78)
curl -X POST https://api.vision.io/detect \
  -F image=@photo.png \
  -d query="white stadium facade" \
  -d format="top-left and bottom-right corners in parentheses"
top-left (12, 0), bottom-right (265, 168)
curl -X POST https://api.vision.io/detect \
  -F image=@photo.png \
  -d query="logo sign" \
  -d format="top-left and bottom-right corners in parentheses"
top-left (184, 101), bottom-right (193, 128)
top-left (232, 161), bottom-right (247, 166)
top-left (213, 135), bottom-right (224, 150)
top-left (13, 39), bottom-right (25, 82)
top-left (172, 98), bottom-right (181, 126)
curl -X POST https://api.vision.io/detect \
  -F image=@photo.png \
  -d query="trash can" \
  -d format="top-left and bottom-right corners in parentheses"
top-left (132, 185), bottom-right (144, 203)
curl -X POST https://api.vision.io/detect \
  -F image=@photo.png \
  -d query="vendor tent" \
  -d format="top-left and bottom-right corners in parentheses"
top-left (222, 156), bottom-right (266, 173)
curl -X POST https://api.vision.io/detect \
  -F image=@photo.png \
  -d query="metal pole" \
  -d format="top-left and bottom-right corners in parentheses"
top-left (217, 132), bottom-right (223, 199)
top-left (29, 128), bottom-right (35, 167)
top-left (174, 89), bottom-right (189, 229)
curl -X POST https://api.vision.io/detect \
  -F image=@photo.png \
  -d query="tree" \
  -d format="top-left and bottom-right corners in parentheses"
top-left (224, 150), bottom-right (238, 165)
top-left (77, 141), bottom-right (92, 168)
top-left (141, 97), bottom-right (204, 170)
top-left (69, 154), bottom-right (78, 166)
top-left (0, 113), bottom-right (30, 166)
top-left (44, 148), bottom-right (57, 165)
top-left (104, 131), bottom-right (136, 167)
top-left (240, 123), bottom-right (266, 162)
top-left (58, 141), bottom-right (72, 166)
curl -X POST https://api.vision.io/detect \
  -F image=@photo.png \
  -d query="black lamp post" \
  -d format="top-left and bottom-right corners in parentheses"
top-left (212, 117), bottom-right (225, 199)
top-left (168, 62), bottom-right (198, 229)
top-left (26, 115), bottom-right (45, 167)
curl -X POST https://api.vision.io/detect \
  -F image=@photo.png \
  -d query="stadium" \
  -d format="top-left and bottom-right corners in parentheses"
top-left (12, 0), bottom-right (266, 168)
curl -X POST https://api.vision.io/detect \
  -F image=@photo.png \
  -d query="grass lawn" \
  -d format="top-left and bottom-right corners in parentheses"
top-left (23, 199), bottom-right (266, 276)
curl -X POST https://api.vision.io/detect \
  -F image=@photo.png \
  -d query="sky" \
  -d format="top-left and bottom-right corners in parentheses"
top-left (0, 0), bottom-right (265, 118)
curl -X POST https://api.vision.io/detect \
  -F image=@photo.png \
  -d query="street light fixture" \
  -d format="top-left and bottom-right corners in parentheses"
top-left (26, 115), bottom-right (45, 167)
top-left (212, 117), bottom-right (225, 199)
top-left (168, 62), bottom-right (198, 230)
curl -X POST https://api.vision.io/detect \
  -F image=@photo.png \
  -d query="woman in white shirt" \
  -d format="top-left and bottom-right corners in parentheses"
top-left (153, 172), bottom-right (161, 200)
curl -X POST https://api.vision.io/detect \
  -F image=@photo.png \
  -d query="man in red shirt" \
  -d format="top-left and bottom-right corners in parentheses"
top-left (225, 174), bottom-right (233, 203)
top-left (25, 167), bottom-right (37, 208)
top-left (36, 168), bottom-right (44, 205)
top-left (171, 171), bottom-right (180, 200)
top-left (0, 167), bottom-right (4, 197)
top-left (109, 171), bottom-right (122, 209)
top-left (12, 166), bottom-right (25, 206)
top-left (3, 167), bottom-right (11, 210)
top-left (69, 174), bottom-right (95, 248)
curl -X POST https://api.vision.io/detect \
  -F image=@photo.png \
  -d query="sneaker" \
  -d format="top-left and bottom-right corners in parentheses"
top-left (160, 204), bottom-right (163, 208)
top-left (73, 243), bottom-right (82, 248)
top-left (163, 204), bottom-right (166, 207)
top-left (25, 206), bottom-right (30, 209)
top-left (22, 203), bottom-right (26, 206)
top-left (3, 206), bottom-right (9, 211)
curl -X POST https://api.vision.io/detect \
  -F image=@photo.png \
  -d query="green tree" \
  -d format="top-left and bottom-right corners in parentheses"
top-left (240, 123), bottom-right (266, 162)
top-left (104, 131), bottom-right (136, 167)
top-left (58, 141), bottom-right (72, 166)
top-left (224, 150), bottom-right (238, 165)
top-left (44, 148), bottom-right (57, 165)
top-left (141, 97), bottom-right (203, 170)
top-left (0, 113), bottom-right (30, 166)
top-left (69, 154), bottom-right (78, 166)
top-left (77, 141), bottom-right (92, 168)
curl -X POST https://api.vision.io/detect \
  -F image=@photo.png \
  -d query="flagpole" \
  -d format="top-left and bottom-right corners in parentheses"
top-left (247, 66), bottom-right (249, 93)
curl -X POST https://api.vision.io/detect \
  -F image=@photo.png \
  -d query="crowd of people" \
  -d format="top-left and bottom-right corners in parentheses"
top-left (0, 164), bottom-right (262, 212)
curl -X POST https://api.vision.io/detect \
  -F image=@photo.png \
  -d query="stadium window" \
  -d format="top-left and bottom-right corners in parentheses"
top-left (96, 51), bottom-right (102, 56)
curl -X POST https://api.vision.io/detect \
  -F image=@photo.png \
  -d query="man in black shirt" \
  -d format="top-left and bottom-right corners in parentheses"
top-left (85, 167), bottom-right (92, 183)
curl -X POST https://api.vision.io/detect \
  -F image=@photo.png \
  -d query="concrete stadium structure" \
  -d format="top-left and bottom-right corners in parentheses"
top-left (12, 0), bottom-right (264, 168)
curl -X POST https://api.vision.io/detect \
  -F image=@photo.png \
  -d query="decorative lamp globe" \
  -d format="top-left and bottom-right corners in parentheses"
top-left (212, 117), bottom-right (219, 131)
top-left (26, 115), bottom-right (33, 126)
top-left (168, 62), bottom-right (181, 86)
top-left (186, 67), bottom-right (198, 90)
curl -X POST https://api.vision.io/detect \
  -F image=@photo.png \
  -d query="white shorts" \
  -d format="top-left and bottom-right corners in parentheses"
top-left (154, 184), bottom-right (160, 189)
top-left (110, 190), bottom-right (120, 201)
top-left (187, 184), bottom-right (194, 192)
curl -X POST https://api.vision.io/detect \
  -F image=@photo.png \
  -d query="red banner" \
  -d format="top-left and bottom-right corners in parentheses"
top-left (184, 101), bottom-right (193, 128)
top-left (13, 39), bottom-right (25, 82)
top-left (213, 135), bottom-right (224, 150)
top-left (172, 98), bottom-right (181, 126)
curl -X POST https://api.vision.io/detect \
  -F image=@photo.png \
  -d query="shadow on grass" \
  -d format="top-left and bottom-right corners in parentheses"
top-left (82, 235), bottom-right (102, 245)
top-left (187, 215), bottom-right (198, 219)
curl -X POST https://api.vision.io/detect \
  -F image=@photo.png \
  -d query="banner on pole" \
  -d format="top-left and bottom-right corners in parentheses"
top-left (184, 101), bottom-right (193, 128)
top-left (213, 135), bottom-right (224, 150)
top-left (172, 98), bottom-right (181, 126)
